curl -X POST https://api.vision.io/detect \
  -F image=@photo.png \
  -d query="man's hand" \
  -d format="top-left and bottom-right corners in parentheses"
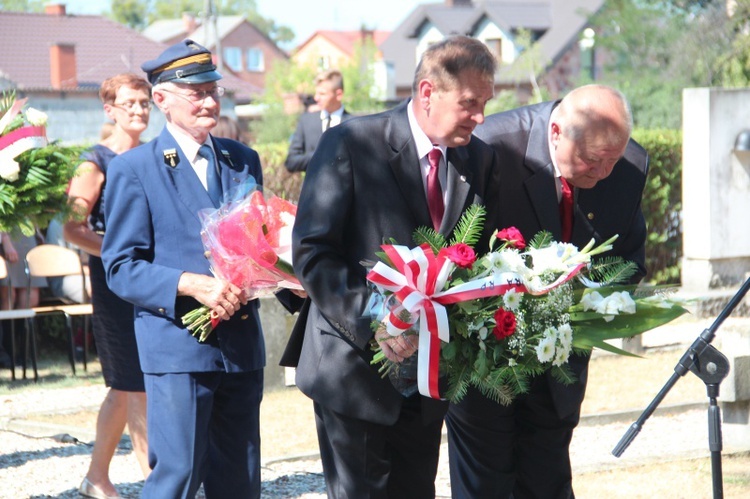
top-left (178, 272), bottom-right (247, 321)
top-left (375, 322), bottom-right (418, 363)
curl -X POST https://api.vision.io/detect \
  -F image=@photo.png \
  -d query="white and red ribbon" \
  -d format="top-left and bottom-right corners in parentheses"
top-left (368, 244), bottom-right (526, 399)
top-left (367, 244), bottom-right (589, 399)
top-left (0, 125), bottom-right (48, 181)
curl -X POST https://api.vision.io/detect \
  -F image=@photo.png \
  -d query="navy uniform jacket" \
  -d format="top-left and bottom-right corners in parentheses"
top-left (102, 127), bottom-right (266, 374)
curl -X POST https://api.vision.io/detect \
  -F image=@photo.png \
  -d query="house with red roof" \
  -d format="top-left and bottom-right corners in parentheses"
top-left (142, 13), bottom-right (288, 96)
top-left (291, 29), bottom-right (394, 102)
top-left (0, 4), bottom-right (260, 142)
top-left (0, 4), bottom-right (166, 142)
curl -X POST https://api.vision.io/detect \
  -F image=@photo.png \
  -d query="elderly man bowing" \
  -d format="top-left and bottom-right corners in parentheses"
top-left (446, 84), bottom-right (649, 499)
top-left (102, 40), bottom-right (301, 499)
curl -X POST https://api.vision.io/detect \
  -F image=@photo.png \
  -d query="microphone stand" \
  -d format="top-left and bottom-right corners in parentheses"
top-left (612, 276), bottom-right (750, 499)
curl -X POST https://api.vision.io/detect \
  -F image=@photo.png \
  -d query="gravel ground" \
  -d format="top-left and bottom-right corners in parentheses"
top-left (2, 316), bottom-right (750, 498)
top-left (2, 384), bottom-right (749, 498)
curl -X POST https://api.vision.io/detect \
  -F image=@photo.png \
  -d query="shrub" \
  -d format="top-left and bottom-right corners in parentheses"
top-left (255, 142), bottom-right (303, 202)
top-left (632, 129), bottom-right (682, 284)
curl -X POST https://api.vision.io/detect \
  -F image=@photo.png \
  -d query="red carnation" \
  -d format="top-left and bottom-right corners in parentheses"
top-left (492, 308), bottom-right (517, 340)
top-left (496, 227), bottom-right (526, 250)
top-left (439, 243), bottom-right (476, 269)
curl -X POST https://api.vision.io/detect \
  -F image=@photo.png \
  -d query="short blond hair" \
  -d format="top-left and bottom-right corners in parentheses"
top-left (314, 69), bottom-right (344, 92)
top-left (412, 36), bottom-right (497, 95)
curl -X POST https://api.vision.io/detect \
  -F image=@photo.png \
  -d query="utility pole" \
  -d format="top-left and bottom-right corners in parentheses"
top-left (203, 0), bottom-right (223, 71)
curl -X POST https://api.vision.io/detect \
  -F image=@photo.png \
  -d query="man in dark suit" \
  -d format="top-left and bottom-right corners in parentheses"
top-left (101, 40), bottom-right (300, 498)
top-left (446, 84), bottom-right (649, 498)
top-left (284, 69), bottom-right (352, 172)
top-left (282, 36), bottom-right (501, 498)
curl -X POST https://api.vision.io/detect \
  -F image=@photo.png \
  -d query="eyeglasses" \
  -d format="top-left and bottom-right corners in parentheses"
top-left (112, 100), bottom-right (152, 112)
top-left (160, 86), bottom-right (225, 105)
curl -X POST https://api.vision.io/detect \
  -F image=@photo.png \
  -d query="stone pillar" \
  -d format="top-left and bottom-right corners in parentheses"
top-left (681, 88), bottom-right (750, 292)
top-left (258, 296), bottom-right (300, 391)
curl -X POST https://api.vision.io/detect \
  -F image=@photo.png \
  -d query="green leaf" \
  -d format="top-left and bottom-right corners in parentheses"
top-left (529, 230), bottom-right (554, 249)
top-left (412, 226), bottom-right (446, 253)
top-left (449, 204), bottom-right (486, 247)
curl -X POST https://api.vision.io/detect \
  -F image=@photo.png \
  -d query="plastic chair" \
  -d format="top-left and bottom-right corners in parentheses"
top-left (24, 244), bottom-right (93, 381)
top-left (0, 256), bottom-right (36, 381)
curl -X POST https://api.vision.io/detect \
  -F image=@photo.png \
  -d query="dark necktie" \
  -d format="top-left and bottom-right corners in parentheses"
top-left (323, 113), bottom-right (331, 132)
top-left (559, 177), bottom-right (573, 242)
top-left (427, 148), bottom-right (444, 231)
top-left (199, 144), bottom-right (222, 207)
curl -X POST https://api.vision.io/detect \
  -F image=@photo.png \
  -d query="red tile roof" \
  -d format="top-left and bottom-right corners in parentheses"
top-left (0, 9), bottom-right (262, 101)
top-left (0, 10), bottom-right (167, 91)
top-left (296, 30), bottom-right (391, 57)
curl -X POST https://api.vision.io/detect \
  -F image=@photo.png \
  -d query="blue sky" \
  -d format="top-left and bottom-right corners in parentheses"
top-left (63, 0), bottom-right (424, 47)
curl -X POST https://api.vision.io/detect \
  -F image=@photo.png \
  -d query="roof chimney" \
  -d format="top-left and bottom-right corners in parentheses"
top-left (45, 4), bottom-right (67, 16)
top-left (50, 43), bottom-right (77, 89)
top-left (183, 13), bottom-right (198, 34)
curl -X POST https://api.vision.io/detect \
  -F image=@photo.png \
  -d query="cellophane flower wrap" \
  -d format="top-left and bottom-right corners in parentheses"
top-left (0, 91), bottom-right (82, 235)
top-left (366, 204), bottom-right (688, 404)
top-left (181, 180), bottom-right (302, 341)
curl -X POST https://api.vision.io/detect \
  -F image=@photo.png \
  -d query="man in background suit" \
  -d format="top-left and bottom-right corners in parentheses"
top-left (282, 36), bottom-right (501, 498)
top-left (284, 69), bottom-right (352, 172)
top-left (102, 40), bottom-right (300, 498)
top-left (446, 84), bottom-right (649, 498)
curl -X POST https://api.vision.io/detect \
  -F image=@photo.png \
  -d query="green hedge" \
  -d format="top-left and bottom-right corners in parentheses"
top-left (632, 129), bottom-right (682, 285)
top-left (255, 131), bottom-right (684, 285)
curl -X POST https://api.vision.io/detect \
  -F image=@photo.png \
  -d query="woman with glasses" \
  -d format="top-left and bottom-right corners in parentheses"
top-left (64, 73), bottom-right (151, 499)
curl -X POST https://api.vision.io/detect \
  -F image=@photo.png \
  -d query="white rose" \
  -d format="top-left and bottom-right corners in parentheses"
top-left (25, 107), bottom-right (48, 127)
top-left (0, 160), bottom-right (20, 182)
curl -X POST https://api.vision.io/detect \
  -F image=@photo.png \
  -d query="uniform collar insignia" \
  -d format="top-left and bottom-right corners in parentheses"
top-left (163, 148), bottom-right (179, 168)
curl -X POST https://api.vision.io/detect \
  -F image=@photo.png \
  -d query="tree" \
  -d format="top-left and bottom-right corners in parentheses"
top-left (0, 0), bottom-right (44, 11)
top-left (585, 0), bottom-right (747, 129)
top-left (250, 36), bottom-right (385, 144)
top-left (109, 0), bottom-right (295, 45)
top-left (111, 0), bottom-right (149, 30)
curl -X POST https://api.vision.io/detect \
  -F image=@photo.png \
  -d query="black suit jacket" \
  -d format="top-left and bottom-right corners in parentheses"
top-left (473, 101), bottom-right (649, 418)
top-left (282, 101), bottom-right (502, 425)
top-left (284, 109), bottom-right (353, 172)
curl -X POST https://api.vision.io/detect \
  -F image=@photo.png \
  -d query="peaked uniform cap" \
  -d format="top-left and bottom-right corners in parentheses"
top-left (141, 39), bottom-right (223, 85)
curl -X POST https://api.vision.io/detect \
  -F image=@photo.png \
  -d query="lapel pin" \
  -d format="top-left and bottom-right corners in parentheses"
top-left (220, 149), bottom-right (235, 168)
top-left (163, 148), bottom-right (179, 167)
top-left (460, 175), bottom-right (466, 182)
top-left (587, 212), bottom-right (595, 220)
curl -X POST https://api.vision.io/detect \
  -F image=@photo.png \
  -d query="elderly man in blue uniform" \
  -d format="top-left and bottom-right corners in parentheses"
top-left (101, 40), bottom-right (301, 498)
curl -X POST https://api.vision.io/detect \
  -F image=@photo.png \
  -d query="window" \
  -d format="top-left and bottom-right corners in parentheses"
top-left (224, 47), bottom-right (242, 71)
top-left (485, 38), bottom-right (503, 61)
top-left (247, 48), bottom-right (264, 72)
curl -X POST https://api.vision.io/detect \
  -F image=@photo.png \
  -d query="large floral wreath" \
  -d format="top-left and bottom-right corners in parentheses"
top-left (0, 91), bottom-right (82, 236)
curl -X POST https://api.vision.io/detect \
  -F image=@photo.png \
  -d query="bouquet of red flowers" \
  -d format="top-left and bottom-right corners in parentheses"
top-left (367, 205), bottom-right (687, 403)
top-left (182, 182), bottom-right (302, 341)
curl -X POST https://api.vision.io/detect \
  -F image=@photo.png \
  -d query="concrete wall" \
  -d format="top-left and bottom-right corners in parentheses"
top-left (681, 88), bottom-right (750, 292)
top-left (258, 296), bottom-right (300, 391)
